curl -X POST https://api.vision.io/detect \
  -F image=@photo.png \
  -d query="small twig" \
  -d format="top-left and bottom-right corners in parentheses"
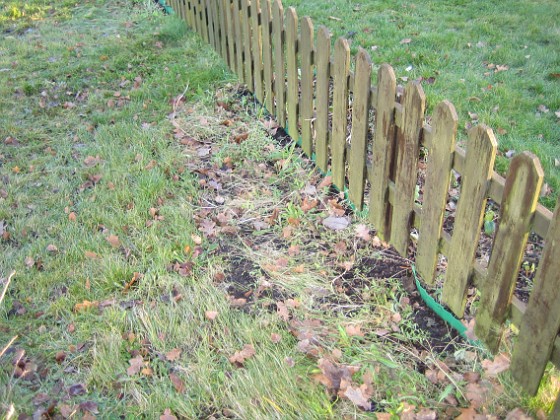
top-left (0, 271), bottom-right (15, 305)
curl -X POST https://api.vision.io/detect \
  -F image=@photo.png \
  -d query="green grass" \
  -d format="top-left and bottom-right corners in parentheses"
top-left (282, 0), bottom-right (560, 209)
top-left (0, 0), bottom-right (557, 418)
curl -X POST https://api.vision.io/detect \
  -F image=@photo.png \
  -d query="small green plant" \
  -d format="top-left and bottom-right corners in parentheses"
top-left (484, 210), bottom-right (496, 236)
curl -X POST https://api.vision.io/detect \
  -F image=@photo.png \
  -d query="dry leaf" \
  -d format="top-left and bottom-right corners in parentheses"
top-left (169, 373), bottom-right (185, 393)
top-left (24, 256), bottom-right (35, 268)
top-left (85, 250), bottom-right (99, 259)
top-left (323, 216), bottom-right (349, 231)
top-left (127, 355), bottom-right (144, 376)
top-left (83, 155), bottom-right (101, 167)
top-left (205, 310), bottom-right (218, 320)
top-left (276, 301), bottom-right (290, 321)
top-left (46, 244), bottom-right (58, 253)
top-left (355, 224), bottom-right (371, 241)
top-left (74, 300), bottom-right (99, 312)
top-left (481, 353), bottom-right (510, 376)
top-left (400, 38), bottom-right (412, 44)
top-left (270, 333), bottom-right (282, 343)
top-left (160, 408), bottom-right (178, 420)
top-left (106, 235), bottom-right (120, 248)
top-left (165, 348), bottom-right (182, 361)
top-left (345, 324), bottom-right (364, 337)
top-left (343, 385), bottom-right (372, 410)
top-left (505, 408), bottom-right (532, 420)
top-left (68, 212), bottom-right (77, 222)
top-left (229, 344), bottom-right (256, 366)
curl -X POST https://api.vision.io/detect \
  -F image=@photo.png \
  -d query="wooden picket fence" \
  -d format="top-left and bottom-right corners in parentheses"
top-left (166, 0), bottom-right (560, 409)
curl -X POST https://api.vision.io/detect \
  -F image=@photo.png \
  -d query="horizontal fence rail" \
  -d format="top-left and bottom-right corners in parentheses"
top-left (167, 0), bottom-right (560, 409)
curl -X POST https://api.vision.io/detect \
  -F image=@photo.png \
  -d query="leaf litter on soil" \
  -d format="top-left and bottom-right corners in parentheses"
top-left (168, 83), bottom-right (545, 417)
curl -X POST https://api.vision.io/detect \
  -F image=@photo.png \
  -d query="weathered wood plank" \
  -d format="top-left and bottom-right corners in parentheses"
top-left (206, 0), bottom-right (216, 50)
top-left (443, 125), bottom-right (497, 316)
top-left (251, 0), bottom-right (264, 102)
top-left (271, 0), bottom-right (285, 126)
top-left (475, 152), bottom-right (544, 353)
top-left (187, 0), bottom-right (196, 29)
top-left (511, 196), bottom-right (560, 394)
top-left (299, 17), bottom-right (314, 156)
top-left (218, 0), bottom-right (229, 61)
top-left (210, 0), bottom-right (220, 53)
top-left (225, 0), bottom-right (236, 70)
top-left (368, 64), bottom-right (397, 241)
top-left (331, 38), bottom-right (350, 190)
top-left (285, 8), bottom-right (299, 139)
top-left (390, 82), bottom-right (426, 255)
top-left (261, 0), bottom-right (274, 113)
top-left (240, 0), bottom-right (253, 88)
top-left (232, 0), bottom-right (245, 83)
top-left (199, 0), bottom-right (209, 42)
top-left (347, 48), bottom-right (372, 210)
top-left (315, 26), bottom-right (331, 172)
top-left (415, 101), bottom-right (458, 284)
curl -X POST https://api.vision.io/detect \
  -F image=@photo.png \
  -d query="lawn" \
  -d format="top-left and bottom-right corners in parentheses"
top-left (0, 0), bottom-right (557, 418)
top-left (281, 0), bottom-right (560, 210)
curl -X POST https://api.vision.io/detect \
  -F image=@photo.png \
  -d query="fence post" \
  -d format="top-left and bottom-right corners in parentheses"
top-left (331, 37), bottom-right (350, 190)
top-left (390, 81), bottom-right (426, 255)
top-left (347, 48), bottom-right (372, 210)
top-left (314, 26), bottom-right (331, 173)
top-left (415, 101), bottom-right (458, 284)
top-left (443, 125), bottom-right (497, 316)
top-left (475, 152), bottom-right (544, 353)
top-left (205, 0), bottom-right (216, 49)
top-left (369, 64), bottom-right (397, 241)
top-left (271, 0), bottom-right (285, 127)
top-left (300, 17), bottom-right (314, 157)
top-left (511, 196), bottom-right (560, 394)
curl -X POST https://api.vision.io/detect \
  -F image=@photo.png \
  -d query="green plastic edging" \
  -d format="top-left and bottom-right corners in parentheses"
top-left (156, 0), bottom-right (174, 14)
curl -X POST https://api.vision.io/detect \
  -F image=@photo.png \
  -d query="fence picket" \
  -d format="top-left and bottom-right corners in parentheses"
top-left (251, 0), bottom-right (264, 102)
top-left (299, 17), bottom-right (314, 156)
top-left (443, 125), bottom-right (497, 316)
top-left (390, 82), bottom-right (426, 255)
top-left (415, 101), bottom-right (458, 284)
top-left (285, 8), bottom-right (299, 139)
top-left (315, 27), bottom-right (331, 173)
top-left (511, 197), bottom-right (560, 394)
top-left (272, 0), bottom-right (285, 126)
top-left (218, 0), bottom-right (228, 61)
top-left (211, 0), bottom-right (220, 54)
top-left (369, 64), bottom-right (396, 241)
top-left (225, 0), bottom-right (235, 70)
top-left (200, 0), bottom-right (209, 43)
top-left (240, 0), bottom-right (253, 88)
top-left (232, 0), bottom-right (244, 83)
top-left (261, 0), bottom-right (274, 113)
top-left (347, 49), bottom-right (372, 210)
top-left (475, 152), bottom-right (544, 353)
top-left (187, 0), bottom-right (195, 29)
top-left (206, 0), bottom-right (216, 50)
top-left (331, 38), bottom-right (350, 190)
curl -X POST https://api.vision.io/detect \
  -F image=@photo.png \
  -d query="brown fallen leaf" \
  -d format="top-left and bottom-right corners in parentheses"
top-left (165, 348), bottom-right (182, 362)
top-left (127, 355), bottom-right (144, 376)
top-left (83, 155), bottom-right (101, 167)
top-left (205, 310), bottom-right (218, 320)
top-left (106, 235), bottom-right (120, 248)
top-left (24, 256), bottom-right (35, 268)
top-left (400, 38), bottom-right (412, 44)
top-left (84, 250), bottom-right (99, 259)
top-left (229, 344), bottom-right (256, 366)
top-left (276, 301), bottom-right (290, 321)
top-left (315, 358), bottom-right (359, 394)
top-left (354, 224), bottom-right (371, 241)
top-left (123, 272), bottom-right (142, 292)
top-left (46, 244), bottom-right (58, 253)
top-left (68, 212), bottom-right (77, 222)
top-left (270, 333), bottom-right (282, 343)
top-left (343, 384), bottom-right (372, 410)
top-left (160, 408), bottom-right (178, 420)
top-left (169, 373), bottom-right (185, 393)
top-left (74, 300), bottom-right (99, 312)
top-left (345, 324), bottom-right (364, 337)
top-left (481, 353), bottom-right (510, 377)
